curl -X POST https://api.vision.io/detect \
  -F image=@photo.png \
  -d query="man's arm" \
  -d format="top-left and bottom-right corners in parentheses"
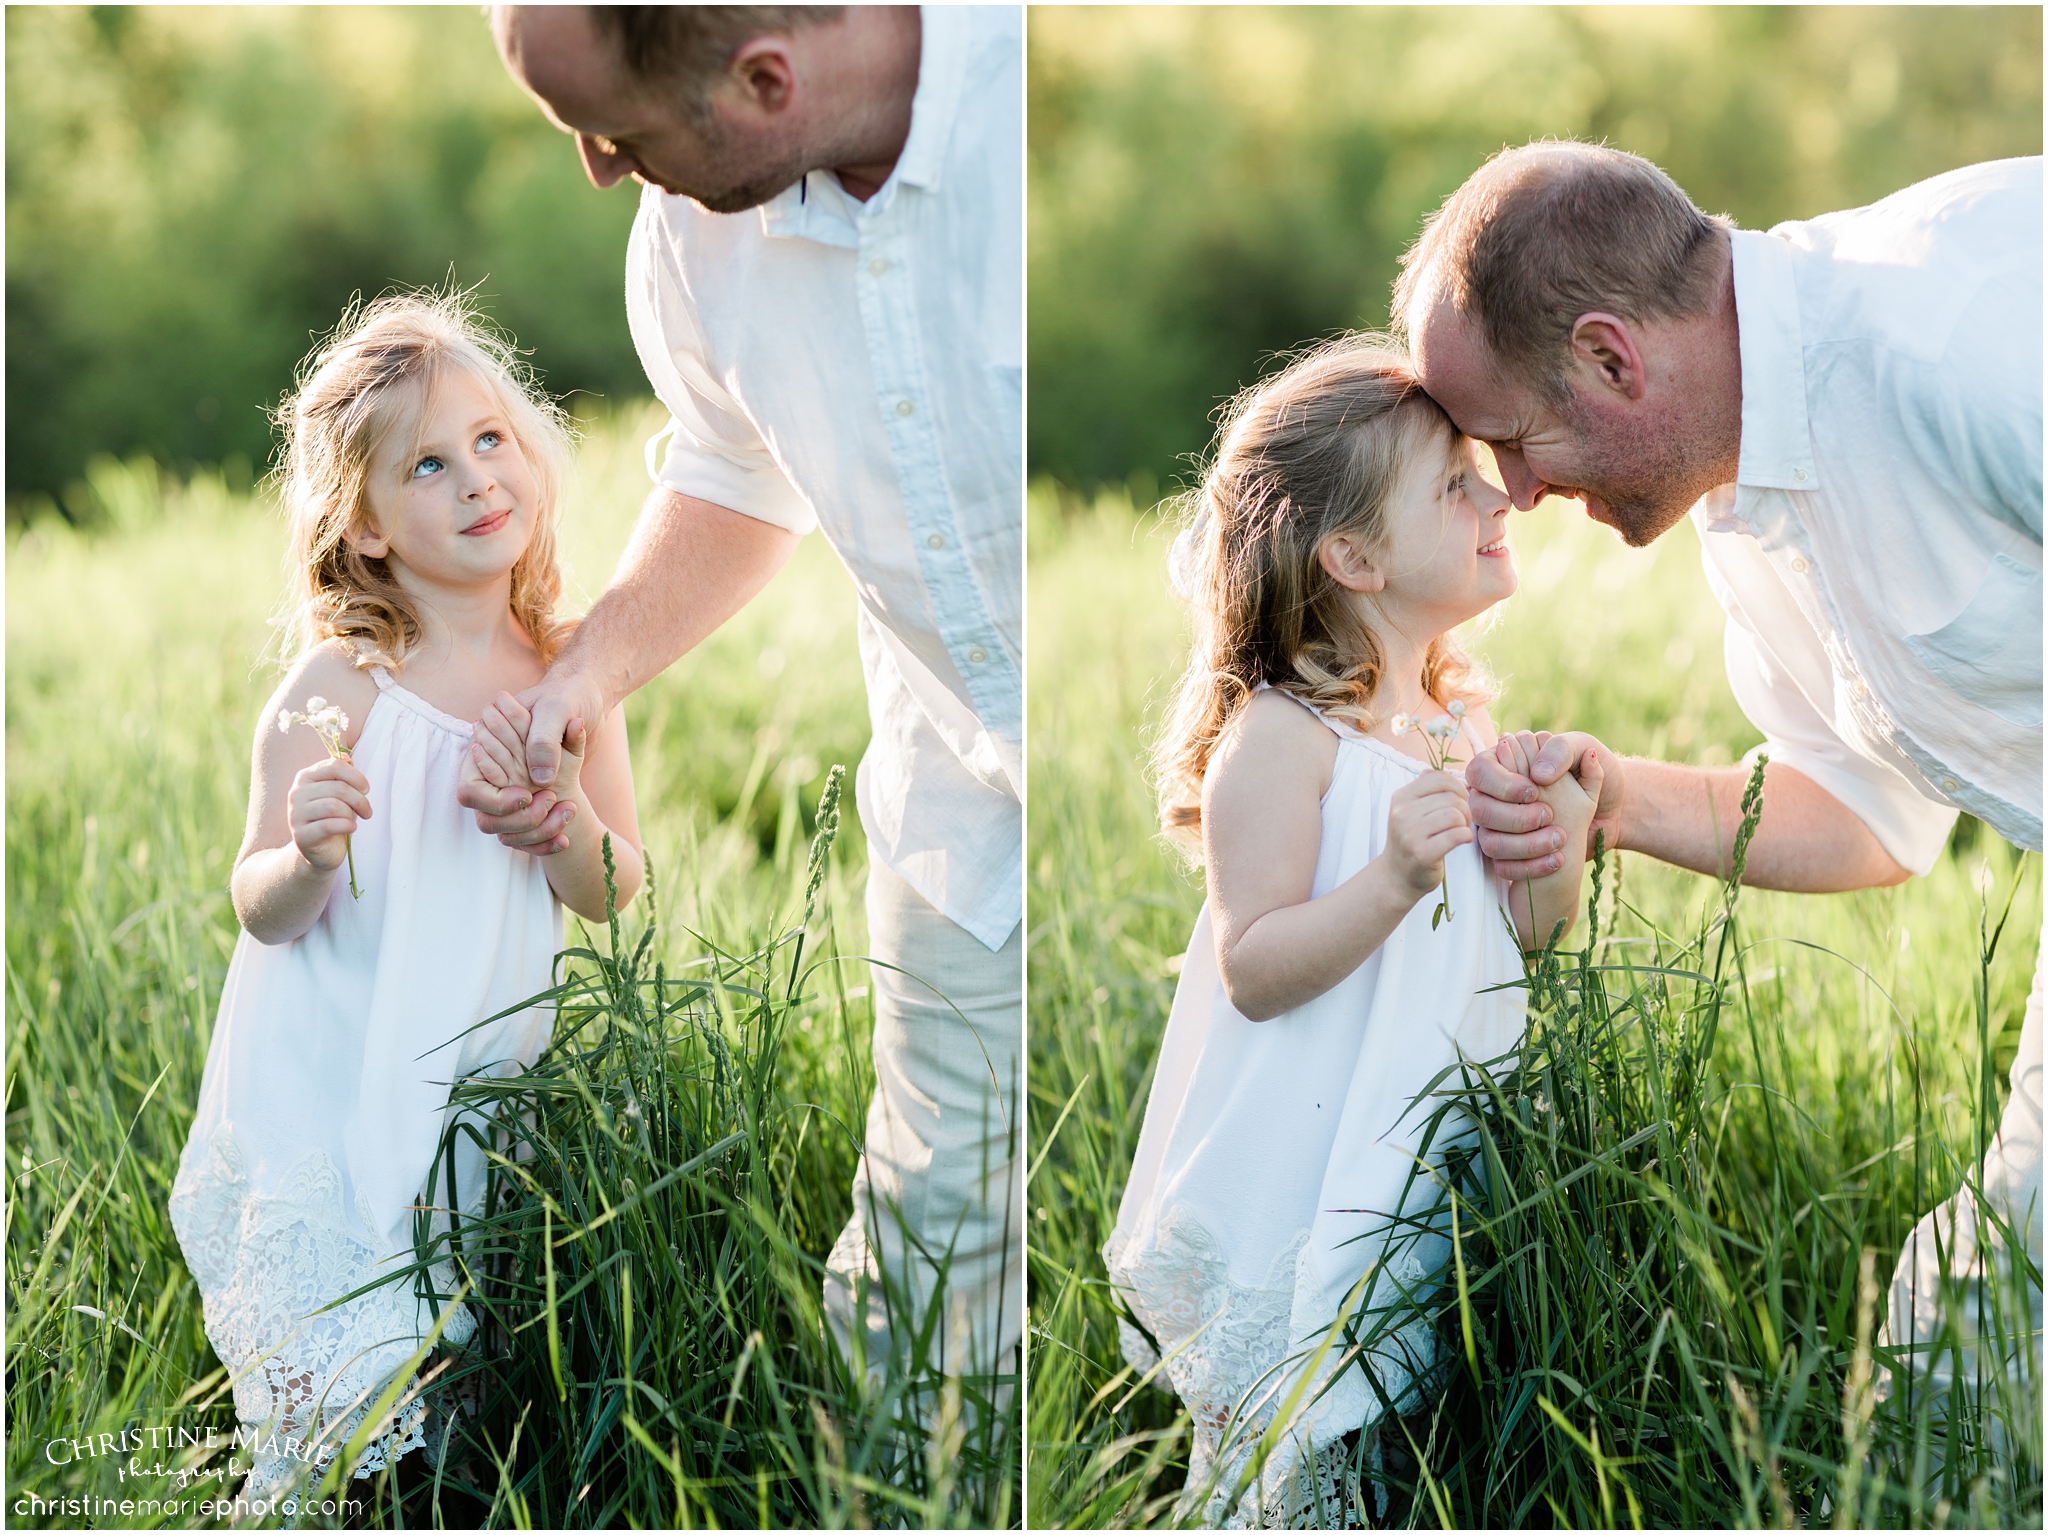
top-left (459, 486), bottom-right (796, 844)
top-left (1469, 736), bottom-right (1913, 893)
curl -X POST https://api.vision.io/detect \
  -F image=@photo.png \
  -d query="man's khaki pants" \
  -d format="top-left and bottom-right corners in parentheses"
top-left (1881, 942), bottom-right (2043, 1437)
top-left (824, 859), bottom-right (1024, 1391)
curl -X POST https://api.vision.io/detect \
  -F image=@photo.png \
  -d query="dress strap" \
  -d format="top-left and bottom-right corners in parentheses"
top-left (1255, 680), bottom-right (1358, 741)
top-left (368, 666), bottom-right (395, 693)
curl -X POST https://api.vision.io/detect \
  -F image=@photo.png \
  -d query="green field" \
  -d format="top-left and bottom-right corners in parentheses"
top-left (1025, 484), bottom-right (2040, 1529)
top-left (6, 406), bottom-right (1017, 1528)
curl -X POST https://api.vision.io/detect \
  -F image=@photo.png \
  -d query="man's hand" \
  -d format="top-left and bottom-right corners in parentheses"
top-left (456, 673), bottom-right (608, 852)
top-left (1466, 730), bottom-right (1626, 880)
top-left (454, 484), bottom-right (794, 851)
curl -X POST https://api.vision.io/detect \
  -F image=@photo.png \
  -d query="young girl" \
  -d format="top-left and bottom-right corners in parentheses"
top-left (169, 294), bottom-right (643, 1503)
top-left (1103, 336), bottom-right (1600, 1527)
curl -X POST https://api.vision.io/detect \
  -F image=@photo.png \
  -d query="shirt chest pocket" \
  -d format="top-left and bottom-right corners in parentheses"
top-left (1903, 552), bottom-right (2043, 728)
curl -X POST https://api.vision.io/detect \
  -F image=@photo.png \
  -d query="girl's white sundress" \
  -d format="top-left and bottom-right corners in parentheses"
top-left (170, 668), bottom-right (562, 1500)
top-left (1104, 694), bottom-right (1526, 1527)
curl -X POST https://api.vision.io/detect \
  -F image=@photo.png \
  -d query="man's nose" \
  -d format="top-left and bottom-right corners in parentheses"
top-left (575, 134), bottom-right (634, 190)
top-left (1495, 450), bottom-right (1548, 511)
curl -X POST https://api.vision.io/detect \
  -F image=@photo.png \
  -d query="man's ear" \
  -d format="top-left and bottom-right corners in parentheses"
top-left (723, 35), bottom-right (797, 116)
top-left (1567, 313), bottom-right (1648, 401)
top-left (1319, 533), bottom-right (1385, 594)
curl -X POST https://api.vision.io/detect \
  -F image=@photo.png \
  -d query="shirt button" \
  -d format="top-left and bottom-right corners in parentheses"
top-left (1789, 556), bottom-right (1809, 574)
top-left (1851, 680), bottom-right (1869, 699)
top-left (869, 258), bottom-right (888, 276)
top-left (966, 647), bottom-right (988, 666)
top-left (896, 399), bottom-right (914, 417)
top-left (1942, 777), bottom-right (1960, 793)
top-left (927, 533), bottom-right (945, 550)
top-left (1794, 467), bottom-right (1809, 482)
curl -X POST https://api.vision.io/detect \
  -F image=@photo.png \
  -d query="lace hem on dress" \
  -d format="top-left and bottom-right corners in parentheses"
top-left (1106, 1206), bottom-right (1442, 1528)
top-left (169, 1124), bottom-right (476, 1500)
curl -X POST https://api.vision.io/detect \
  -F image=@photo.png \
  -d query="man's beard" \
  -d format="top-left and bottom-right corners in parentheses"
top-left (1593, 483), bottom-right (1700, 548)
top-left (659, 127), bottom-right (819, 215)
top-left (1562, 397), bottom-right (1716, 548)
top-left (687, 168), bottom-right (804, 215)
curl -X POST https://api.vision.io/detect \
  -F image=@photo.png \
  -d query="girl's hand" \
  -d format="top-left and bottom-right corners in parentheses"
top-left (1384, 769), bottom-right (1473, 900)
top-left (288, 757), bottom-right (372, 875)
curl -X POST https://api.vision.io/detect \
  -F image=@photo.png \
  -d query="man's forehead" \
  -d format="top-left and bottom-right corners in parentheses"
top-left (495, 7), bottom-right (638, 131)
top-left (1413, 298), bottom-right (1524, 437)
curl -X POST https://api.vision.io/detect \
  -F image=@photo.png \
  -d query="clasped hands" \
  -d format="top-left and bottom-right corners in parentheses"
top-left (455, 674), bottom-right (609, 854)
top-left (1467, 729), bottom-right (1625, 879)
top-left (460, 686), bottom-right (1626, 872)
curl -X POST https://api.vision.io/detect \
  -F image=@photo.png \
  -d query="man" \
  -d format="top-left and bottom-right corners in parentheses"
top-left (1398, 143), bottom-right (2040, 1426)
top-left (479, 5), bottom-right (1023, 1394)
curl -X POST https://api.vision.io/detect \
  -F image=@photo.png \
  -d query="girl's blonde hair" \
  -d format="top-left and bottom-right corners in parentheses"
top-left (273, 290), bottom-right (575, 670)
top-left (1155, 333), bottom-right (1494, 840)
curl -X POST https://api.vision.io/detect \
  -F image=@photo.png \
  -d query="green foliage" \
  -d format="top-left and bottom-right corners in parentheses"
top-left (1028, 6), bottom-right (2044, 492)
top-left (360, 800), bottom-right (1014, 1529)
top-left (1026, 487), bottom-right (2041, 1528)
top-left (6, 6), bottom-right (646, 510)
top-left (5, 412), bottom-right (1018, 1526)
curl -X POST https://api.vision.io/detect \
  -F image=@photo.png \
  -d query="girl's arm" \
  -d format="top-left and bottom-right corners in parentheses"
top-left (1496, 732), bottom-right (1603, 950)
top-left (1206, 691), bottom-right (1474, 1021)
top-left (472, 694), bottom-right (643, 922)
top-left (232, 645), bottom-right (380, 946)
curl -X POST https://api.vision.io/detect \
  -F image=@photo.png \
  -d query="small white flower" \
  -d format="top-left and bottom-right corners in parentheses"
top-left (1425, 716), bottom-right (1458, 739)
top-left (1390, 714), bottom-right (1413, 737)
top-left (278, 696), bottom-right (364, 898)
top-left (1448, 699), bottom-right (1466, 719)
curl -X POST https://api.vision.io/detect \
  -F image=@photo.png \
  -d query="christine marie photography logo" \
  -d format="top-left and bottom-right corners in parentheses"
top-left (21, 1418), bottom-right (363, 1524)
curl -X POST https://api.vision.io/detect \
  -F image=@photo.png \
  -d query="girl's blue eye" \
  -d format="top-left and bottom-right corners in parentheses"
top-left (412, 456), bottom-right (443, 478)
top-left (476, 431), bottom-right (501, 451)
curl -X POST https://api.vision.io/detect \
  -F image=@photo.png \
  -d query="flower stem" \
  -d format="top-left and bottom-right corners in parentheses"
top-left (344, 836), bottom-right (361, 900)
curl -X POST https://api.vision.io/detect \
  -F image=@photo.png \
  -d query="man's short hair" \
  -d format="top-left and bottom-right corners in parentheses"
top-left (1394, 141), bottom-right (1733, 407)
top-left (590, 6), bottom-right (844, 117)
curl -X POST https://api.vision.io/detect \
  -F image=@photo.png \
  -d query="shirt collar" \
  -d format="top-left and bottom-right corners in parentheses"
top-left (1730, 227), bottom-right (1818, 495)
top-left (890, 5), bottom-right (965, 195)
top-left (758, 5), bottom-right (963, 243)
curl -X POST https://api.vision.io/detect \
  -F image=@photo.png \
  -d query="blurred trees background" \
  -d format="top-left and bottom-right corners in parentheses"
top-left (13, 7), bottom-right (2042, 517)
top-left (7, 6), bottom-right (646, 518)
top-left (1029, 6), bottom-right (2044, 496)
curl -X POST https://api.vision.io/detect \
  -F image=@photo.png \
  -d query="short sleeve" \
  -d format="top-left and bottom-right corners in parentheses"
top-left (1721, 618), bottom-right (1958, 876)
top-left (624, 197), bottom-right (818, 537)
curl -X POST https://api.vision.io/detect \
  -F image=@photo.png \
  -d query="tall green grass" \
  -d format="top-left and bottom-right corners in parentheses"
top-left (1027, 485), bottom-right (2041, 1529)
top-left (5, 408), bottom-right (1018, 1527)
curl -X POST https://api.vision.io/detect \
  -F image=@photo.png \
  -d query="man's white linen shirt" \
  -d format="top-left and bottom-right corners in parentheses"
top-left (1693, 156), bottom-right (2042, 872)
top-left (624, 6), bottom-right (1022, 949)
